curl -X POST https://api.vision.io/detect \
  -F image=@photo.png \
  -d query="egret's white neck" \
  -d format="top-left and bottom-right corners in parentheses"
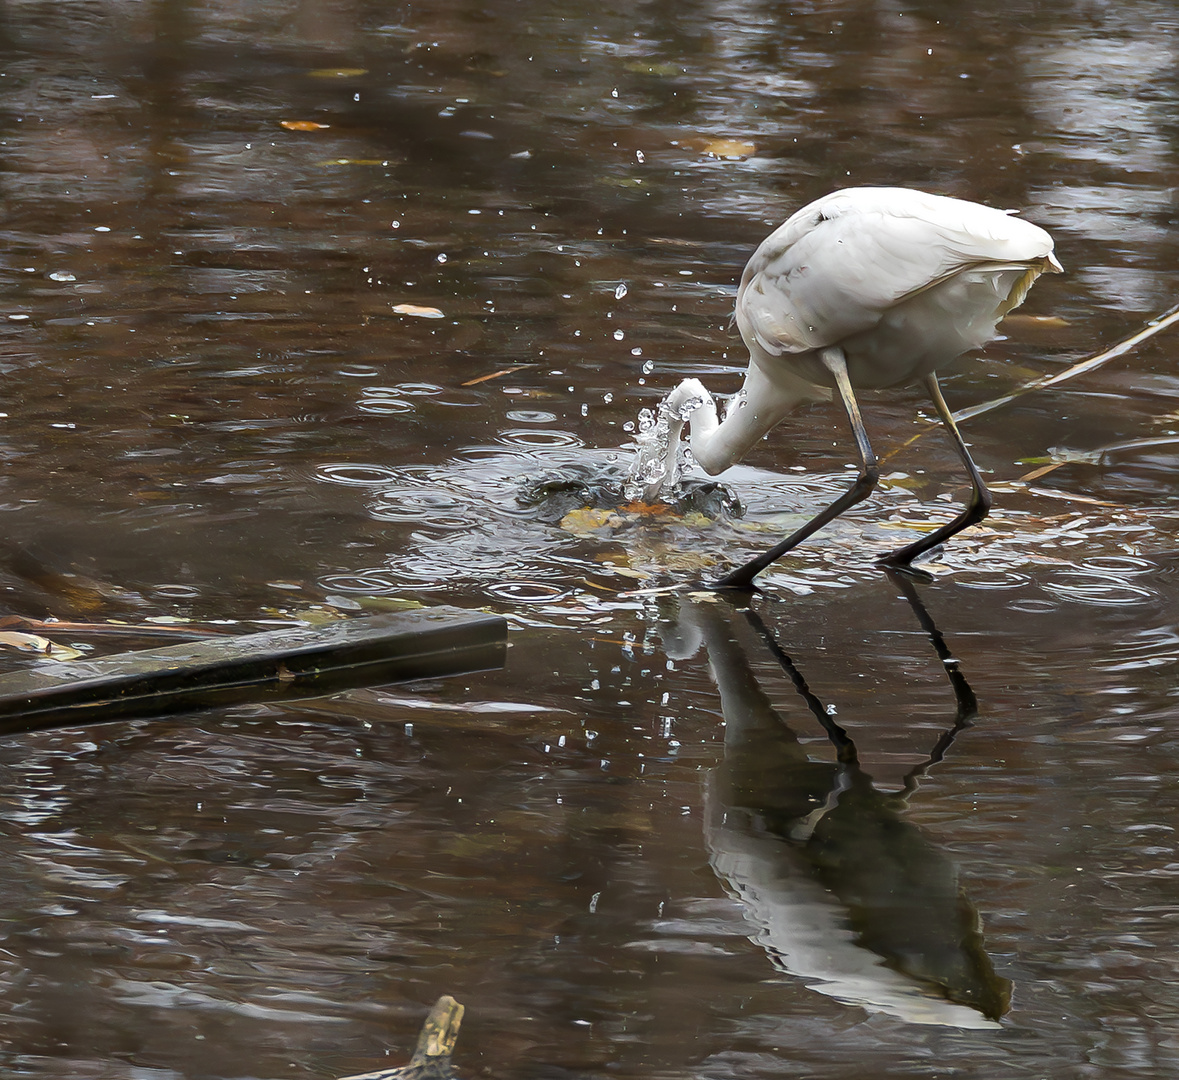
top-left (686, 356), bottom-right (828, 476)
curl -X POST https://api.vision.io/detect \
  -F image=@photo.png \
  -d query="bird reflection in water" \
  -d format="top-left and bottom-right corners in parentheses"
top-left (663, 576), bottom-right (1010, 1027)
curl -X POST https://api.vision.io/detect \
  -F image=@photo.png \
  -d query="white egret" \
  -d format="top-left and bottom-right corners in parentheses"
top-left (629, 187), bottom-right (1061, 589)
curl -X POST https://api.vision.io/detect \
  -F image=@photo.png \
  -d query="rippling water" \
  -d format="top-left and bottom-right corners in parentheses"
top-left (0, 1), bottom-right (1178, 1077)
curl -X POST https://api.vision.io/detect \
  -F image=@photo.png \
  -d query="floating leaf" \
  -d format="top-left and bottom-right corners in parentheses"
top-left (308, 67), bottom-right (368, 78)
top-left (560, 507), bottom-right (625, 536)
top-left (1002, 314), bottom-right (1070, 330)
top-left (355, 596), bottom-right (427, 612)
top-left (0, 631), bottom-right (84, 661)
top-left (624, 60), bottom-right (684, 77)
top-left (280, 120), bottom-right (331, 131)
top-left (393, 303), bottom-right (445, 319)
top-left (610, 566), bottom-right (650, 580)
top-left (291, 607), bottom-right (347, 627)
top-left (620, 499), bottom-right (674, 517)
top-left (698, 138), bottom-right (756, 159)
top-left (678, 137), bottom-right (757, 159)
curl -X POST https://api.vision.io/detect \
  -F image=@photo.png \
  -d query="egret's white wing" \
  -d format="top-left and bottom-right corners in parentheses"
top-left (738, 187), bottom-right (1058, 356)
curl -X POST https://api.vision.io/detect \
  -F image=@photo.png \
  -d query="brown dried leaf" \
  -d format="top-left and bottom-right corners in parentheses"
top-left (681, 137), bottom-right (757, 159)
top-left (1001, 314), bottom-right (1070, 330)
top-left (620, 499), bottom-right (675, 516)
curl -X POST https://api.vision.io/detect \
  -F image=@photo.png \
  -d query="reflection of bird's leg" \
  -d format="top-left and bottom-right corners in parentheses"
top-left (885, 569), bottom-right (979, 801)
top-left (741, 607), bottom-right (858, 765)
top-left (880, 374), bottom-right (993, 569)
top-left (889, 569), bottom-right (978, 724)
top-left (713, 347), bottom-right (879, 590)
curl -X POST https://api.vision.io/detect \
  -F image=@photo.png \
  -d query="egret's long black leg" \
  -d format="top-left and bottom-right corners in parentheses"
top-left (879, 373), bottom-right (993, 569)
top-left (712, 349), bottom-right (879, 591)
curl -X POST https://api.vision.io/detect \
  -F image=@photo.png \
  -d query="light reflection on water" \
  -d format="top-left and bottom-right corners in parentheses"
top-left (0, 0), bottom-right (1176, 1077)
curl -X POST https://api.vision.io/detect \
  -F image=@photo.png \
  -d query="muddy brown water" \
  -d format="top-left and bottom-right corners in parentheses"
top-left (0, 2), bottom-right (1178, 1077)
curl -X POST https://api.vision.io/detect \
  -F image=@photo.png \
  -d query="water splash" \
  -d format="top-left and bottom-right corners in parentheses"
top-left (623, 387), bottom-right (713, 502)
top-left (624, 403), bottom-right (686, 502)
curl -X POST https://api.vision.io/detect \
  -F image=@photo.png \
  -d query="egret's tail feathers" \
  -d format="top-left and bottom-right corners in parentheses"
top-left (996, 257), bottom-right (1060, 317)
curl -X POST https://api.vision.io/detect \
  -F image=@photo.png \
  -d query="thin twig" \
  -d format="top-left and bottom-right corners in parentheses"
top-left (954, 301), bottom-right (1179, 423)
top-left (879, 302), bottom-right (1179, 465)
top-left (461, 363), bottom-right (536, 387)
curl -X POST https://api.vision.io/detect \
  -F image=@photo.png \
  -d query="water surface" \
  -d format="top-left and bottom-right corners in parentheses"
top-left (0, 2), bottom-right (1177, 1077)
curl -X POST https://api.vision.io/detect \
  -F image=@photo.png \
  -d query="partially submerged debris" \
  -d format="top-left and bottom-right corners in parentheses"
top-left (517, 463), bottom-right (741, 527)
top-left (0, 629), bottom-right (83, 661)
top-left (338, 996), bottom-right (465, 1080)
top-left (0, 608), bottom-right (506, 736)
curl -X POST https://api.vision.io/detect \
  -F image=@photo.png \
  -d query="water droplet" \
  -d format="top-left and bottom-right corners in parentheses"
top-left (603, 393), bottom-right (613, 403)
top-left (49, 271), bottom-right (76, 282)
top-left (635, 150), bottom-right (645, 163)
top-left (436, 253), bottom-right (448, 263)
top-left (615, 283), bottom-right (628, 299)
top-left (613, 329), bottom-right (624, 341)
top-left (642, 359), bottom-right (654, 374)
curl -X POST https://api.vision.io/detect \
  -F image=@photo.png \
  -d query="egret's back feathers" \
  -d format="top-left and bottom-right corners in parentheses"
top-left (737, 187), bottom-right (1059, 360)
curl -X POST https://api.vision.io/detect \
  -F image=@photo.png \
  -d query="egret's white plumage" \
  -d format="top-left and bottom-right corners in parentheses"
top-left (629, 187), bottom-right (1061, 588)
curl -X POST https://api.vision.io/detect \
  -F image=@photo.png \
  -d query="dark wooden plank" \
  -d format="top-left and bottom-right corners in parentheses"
top-left (0, 607), bottom-right (507, 735)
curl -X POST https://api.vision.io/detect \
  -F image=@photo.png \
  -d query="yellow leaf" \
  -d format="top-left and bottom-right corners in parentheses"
top-left (560, 508), bottom-right (624, 536)
top-left (355, 596), bottom-right (426, 612)
top-left (280, 120), bottom-right (331, 131)
top-left (682, 137), bottom-right (756, 159)
top-left (0, 631), bottom-right (84, 661)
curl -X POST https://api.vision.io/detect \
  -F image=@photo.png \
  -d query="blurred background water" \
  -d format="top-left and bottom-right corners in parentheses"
top-left (0, 1), bottom-right (1177, 1077)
